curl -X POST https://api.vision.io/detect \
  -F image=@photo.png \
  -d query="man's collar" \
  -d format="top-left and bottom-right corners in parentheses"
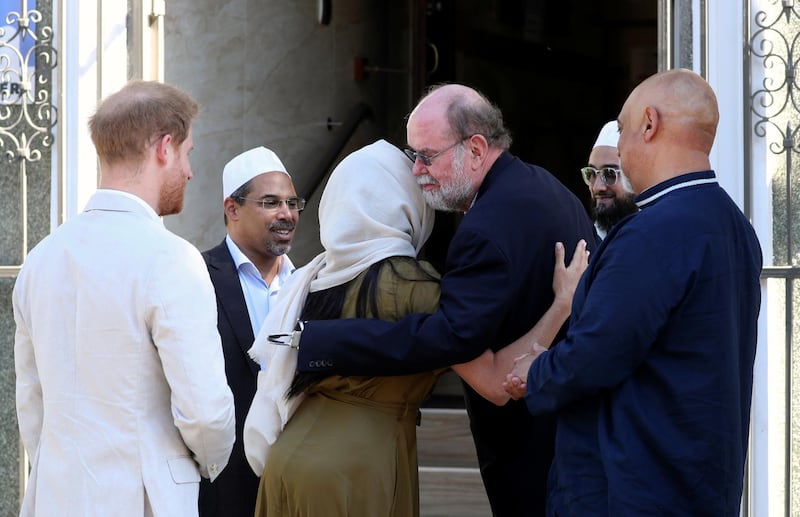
top-left (85, 189), bottom-right (162, 223)
top-left (635, 170), bottom-right (717, 209)
top-left (466, 151), bottom-right (513, 212)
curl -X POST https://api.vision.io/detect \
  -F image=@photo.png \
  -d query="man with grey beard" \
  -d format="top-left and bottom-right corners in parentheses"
top-left (200, 146), bottom-right (303, 517)
top-left (292, 84), bottom-right (596, 516)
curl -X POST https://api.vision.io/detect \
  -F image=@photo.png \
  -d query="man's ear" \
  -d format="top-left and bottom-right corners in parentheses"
top-left (643, 106), bottom-right (659, 142)
top-left (154, 134), bottom-right (173, 165)
top-left (465, 133), bottom-right (490, 169)
top-left (223, 197), bottom-right (239, 221)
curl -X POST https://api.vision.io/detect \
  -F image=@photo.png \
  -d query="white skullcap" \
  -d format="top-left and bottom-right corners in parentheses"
top-left (593, 120), bottom-right (619, 149)
top-left (222, 146), bottom-right (290, 201)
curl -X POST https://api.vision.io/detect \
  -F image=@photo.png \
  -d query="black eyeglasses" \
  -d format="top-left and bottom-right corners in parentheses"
top-left (235, 196), bottom-right (306, 212)
top-left (403, 137), bottom-right (467, 166)
top-left (581, 166), bottom-right (621, 187)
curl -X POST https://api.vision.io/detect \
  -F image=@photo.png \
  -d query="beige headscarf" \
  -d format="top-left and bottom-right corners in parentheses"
top-left (244, 139), bottom-right (434, 475)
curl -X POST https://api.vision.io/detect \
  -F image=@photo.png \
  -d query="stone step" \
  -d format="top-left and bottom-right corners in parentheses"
top-left (419, 467), bottom-right (491, 517)
top-left (417, 407), bottom-right (492, 516)
top-left (417, 407), bottom-right (478, 468)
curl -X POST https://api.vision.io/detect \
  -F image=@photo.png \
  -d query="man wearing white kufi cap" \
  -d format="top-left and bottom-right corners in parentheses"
top-left (581, 120), bottom-right (638, 239)
top-left (199, 146), bottom-right (303, 517)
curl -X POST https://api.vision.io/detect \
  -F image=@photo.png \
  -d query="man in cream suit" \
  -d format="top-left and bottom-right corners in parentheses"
top-left (13, 80), bottom-right (235, 517)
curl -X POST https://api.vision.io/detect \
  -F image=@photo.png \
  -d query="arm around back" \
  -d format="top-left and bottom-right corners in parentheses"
top-left (453, 240), bottom-right (589, 405)
top-left (297, 230), bottom-right (514, 376)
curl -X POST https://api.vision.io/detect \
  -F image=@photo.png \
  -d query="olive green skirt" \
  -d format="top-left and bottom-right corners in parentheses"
top-left (254, 387), bottom-right (426, 517)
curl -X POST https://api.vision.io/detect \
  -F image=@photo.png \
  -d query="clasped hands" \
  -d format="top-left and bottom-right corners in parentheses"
top-left (502, 343), bottom-right (548, 400)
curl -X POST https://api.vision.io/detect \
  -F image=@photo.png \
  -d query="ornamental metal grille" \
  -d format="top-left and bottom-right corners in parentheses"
top-left (0, 0), bottom-right (55, 276)
top-left (748, 0), bottom-right (800, 515)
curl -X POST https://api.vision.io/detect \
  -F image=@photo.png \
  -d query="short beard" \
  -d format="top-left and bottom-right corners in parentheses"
top-left (420, 146), bottom-right (474, 212)
top-left (265, 220), bottom-right (294, 256)
top-left (267, 243), bottom-right (291, 256)
top-left (593, 193), bottom-right (638, 233)
top-left (158, 181), bottom-right (184, 216)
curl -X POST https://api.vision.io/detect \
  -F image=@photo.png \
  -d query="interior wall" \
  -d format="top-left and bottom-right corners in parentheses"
top-left (163, 0), bottom-right (402, 266)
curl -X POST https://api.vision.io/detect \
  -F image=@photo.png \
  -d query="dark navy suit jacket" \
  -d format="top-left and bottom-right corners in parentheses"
top-left (297, 152), bottom-right (597, 516)
top-left (199, 241), bottom-right (260, 517)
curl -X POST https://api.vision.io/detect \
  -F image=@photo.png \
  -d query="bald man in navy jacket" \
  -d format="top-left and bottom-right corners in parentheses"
top-left (508, 70), bottom-right (762, 516)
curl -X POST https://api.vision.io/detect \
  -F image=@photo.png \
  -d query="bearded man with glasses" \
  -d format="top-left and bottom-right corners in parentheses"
top-left (200, 146), bottom-right (302, 517)
top-left (581, 120), bottom-right (638, 239)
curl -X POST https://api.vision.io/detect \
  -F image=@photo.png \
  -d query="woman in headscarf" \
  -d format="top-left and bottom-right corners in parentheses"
top-left (245, 140), bottom-right (586, 516)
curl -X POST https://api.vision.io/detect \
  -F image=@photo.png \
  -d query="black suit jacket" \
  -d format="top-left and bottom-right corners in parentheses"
top-left (199, 240), bottom-right (260, 517)
top-left (297, 152), bottom-right (598, 516)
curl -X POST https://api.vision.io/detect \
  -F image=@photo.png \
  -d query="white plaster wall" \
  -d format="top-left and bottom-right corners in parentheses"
top-left (163, 0), bottom-right (387, 266)
top-left (706, 0), bottom-right (746, 209)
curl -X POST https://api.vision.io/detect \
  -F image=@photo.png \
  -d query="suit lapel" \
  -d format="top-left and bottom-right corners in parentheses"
top-left (203, 241), bottom-right (259, 376)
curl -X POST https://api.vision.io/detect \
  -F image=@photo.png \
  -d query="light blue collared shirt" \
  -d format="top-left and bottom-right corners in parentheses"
top-left (224, 235), bottom-right (295, 337)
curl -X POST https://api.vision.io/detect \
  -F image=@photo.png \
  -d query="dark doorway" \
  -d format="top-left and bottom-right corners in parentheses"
top-left (414, 0), bottom-right (658, 401)
top-left (418, 0), bottom-right (657, 205)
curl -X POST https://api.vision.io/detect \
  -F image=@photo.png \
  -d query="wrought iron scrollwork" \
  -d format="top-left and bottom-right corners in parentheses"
top-left (751, 1), bottom-right (800, 154)
top-left (750, 0), bottom-right (800, 268)
top-left (749, 4), bottom-right (800, 517)
top-left (0, 0), bottom-right (56, 166)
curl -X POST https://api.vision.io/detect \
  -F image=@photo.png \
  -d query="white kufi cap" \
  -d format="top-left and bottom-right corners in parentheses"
top-left (593, 120), bottom-right (619, 149)
top-left (222, 146), bottom-right (290, 201)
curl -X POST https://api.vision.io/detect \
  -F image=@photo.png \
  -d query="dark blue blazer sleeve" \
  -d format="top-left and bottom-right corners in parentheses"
top-left (298, 228), bottom-right (513, 375)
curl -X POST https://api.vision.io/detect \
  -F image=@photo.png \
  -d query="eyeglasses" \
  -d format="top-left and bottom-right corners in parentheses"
top-left (403, 137), bottom-right (467, 166)
top-left (235, 196), bottom-right (306, 212)
top-left (581, 166), bottom-right (621, 187)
